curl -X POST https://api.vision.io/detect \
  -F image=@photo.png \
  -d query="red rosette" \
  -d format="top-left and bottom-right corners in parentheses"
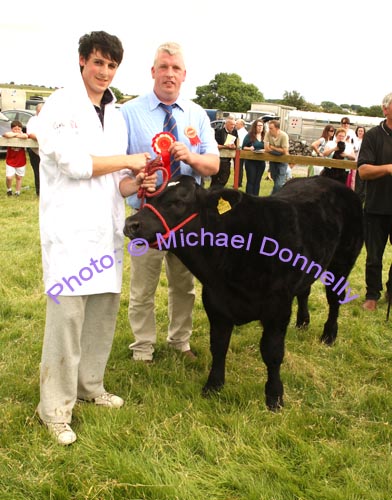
top-left (152, 132), bottom-right (176, 154)
top-left (152, 132), bottom-right (176, 177)
top-left (184, 126), bottom-right (201, 145)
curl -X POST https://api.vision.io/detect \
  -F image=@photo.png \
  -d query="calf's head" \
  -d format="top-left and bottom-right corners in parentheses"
top-left (124, 175), bottom-right (202, 244)
top-left (123, 175), bottom-right (244, 245)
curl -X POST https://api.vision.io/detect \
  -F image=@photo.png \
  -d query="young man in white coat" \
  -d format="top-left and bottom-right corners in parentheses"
top-left (36, 31), bottom-right (155, 445)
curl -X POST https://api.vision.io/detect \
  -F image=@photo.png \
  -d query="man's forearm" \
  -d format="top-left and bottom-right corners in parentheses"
top-left (187, 153), bottom-right (220, 176)
top-left (358, 163), bottom-right (392, 180)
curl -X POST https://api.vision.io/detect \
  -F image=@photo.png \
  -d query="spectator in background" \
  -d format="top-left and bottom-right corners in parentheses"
top-left (26, 102), bottom-right (44, 196)
top-left (354, 126), bottom-right (366, 155)
top-left (357, 93), bottom-right (392, 312)
top-left (264, 119), bottom-right (289, 194)
top-left (235, 118), bottom-right (247, 187)
top-left (340, 117), bottom-right (357, 144)
top-left (3, 120), bottom-right (28, 196)
top-left (347, 126), bottom-right (366, 199)
top-left (242, 119), bottom-right (265, 196)
top-left (211, 116), bottom-right (238, 187)
top-left (321, 127), bottom-right (355, 183)
top-left (286, 164), bottom-right (293, 182)
top-left (309, 125), bottom-right (335, 176)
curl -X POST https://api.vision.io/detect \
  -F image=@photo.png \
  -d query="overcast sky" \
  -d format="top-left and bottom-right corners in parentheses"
top-left (1, 0), bottom-right (389, 108)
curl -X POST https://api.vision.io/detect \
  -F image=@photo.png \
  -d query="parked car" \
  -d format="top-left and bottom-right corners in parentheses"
top-left (2, 109), bottom-right (35, 129)
top-left (0, 111), bottom-right (11, 128)
top-left (259, 114), bottom-right (279, 123)
top-left (0, 112), bottom-right (12, 155)
top-left (210, 119), bottom-right (225, 130)
top-left (210, 119), bottom-right (251, 131)
top-left (0, 109), bottom-right (35, 154)
top-left (25, 95), bottom-right (45, 111)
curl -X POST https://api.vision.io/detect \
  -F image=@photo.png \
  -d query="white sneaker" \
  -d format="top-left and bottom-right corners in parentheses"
top-left (93, 392), bottom-right (124, 408)
top-left (45, 422), bottom-right (77, 445)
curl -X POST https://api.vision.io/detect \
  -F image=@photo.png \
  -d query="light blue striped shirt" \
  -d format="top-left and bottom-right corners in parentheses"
top-left (121, 91), bottom-right (218, 208)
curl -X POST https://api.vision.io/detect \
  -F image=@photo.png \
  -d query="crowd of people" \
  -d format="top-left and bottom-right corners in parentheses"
top-left (210, 115), bottom-right (290, 194)
top-left (308, 117), bottom-right (367, 197)
top-left (2, 30), bottom-right (392, 446)
top-left (3, 86), bottom-right (369, 201)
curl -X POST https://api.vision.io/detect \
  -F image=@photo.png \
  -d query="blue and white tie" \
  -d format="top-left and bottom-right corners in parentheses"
top-left (160, 103), bottom-right (180, 175)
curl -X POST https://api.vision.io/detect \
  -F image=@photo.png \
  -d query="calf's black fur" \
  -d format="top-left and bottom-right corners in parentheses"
top-left (124, 175), bottom-right (363, 410)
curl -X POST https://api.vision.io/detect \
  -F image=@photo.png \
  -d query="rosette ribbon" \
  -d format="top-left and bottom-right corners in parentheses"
top-left (184, 126), bottom-right (201, 145)
top-left (152, 132), bottom-right (176, 178)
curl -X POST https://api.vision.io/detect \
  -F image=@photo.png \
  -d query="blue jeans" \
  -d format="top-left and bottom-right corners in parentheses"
top-left (245, 160), bottom-right (265, 196)
top-left (269, 162), bottom-right (288, 194)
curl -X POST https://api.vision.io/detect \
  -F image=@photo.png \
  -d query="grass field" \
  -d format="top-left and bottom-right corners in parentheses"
top-left (1, 159), bottom-right (392, 500)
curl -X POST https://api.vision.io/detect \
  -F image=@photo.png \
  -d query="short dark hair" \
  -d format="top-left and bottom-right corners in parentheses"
top-left (11, 120), bottom-right (23, 129)
top-left (78, 31), bottom-right (124, 66)
top-left (269, 119), bottom-right (280, 129)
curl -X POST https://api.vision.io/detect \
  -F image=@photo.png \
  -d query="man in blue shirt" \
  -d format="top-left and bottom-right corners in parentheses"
top-left (121, 42), bottom-right (219, 362)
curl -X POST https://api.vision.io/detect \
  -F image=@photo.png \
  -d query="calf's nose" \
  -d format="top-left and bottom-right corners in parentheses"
top-left (124, 220), bottom-right (140, 237)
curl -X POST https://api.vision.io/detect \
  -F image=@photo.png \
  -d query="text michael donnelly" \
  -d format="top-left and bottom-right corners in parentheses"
top-left (155, 230), bottom-right (359, 305)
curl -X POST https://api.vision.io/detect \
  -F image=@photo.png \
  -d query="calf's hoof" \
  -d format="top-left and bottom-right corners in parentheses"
top-left (320, 322), bottom-right (337, 346)
top-left (320, 332), bottom-right (336, 346)
top-left (266, 394), bottom-right (284, 412)
top-left (296, 319), bottom-right (310, 329)
top-left (202, 382), bottom-right (223, 397)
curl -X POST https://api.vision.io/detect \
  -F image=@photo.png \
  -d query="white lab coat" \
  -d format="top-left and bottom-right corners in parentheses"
top-left (37, 80), bottom-right (128, 297)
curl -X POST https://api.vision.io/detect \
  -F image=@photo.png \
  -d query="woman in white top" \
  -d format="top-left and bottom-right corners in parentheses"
top-left (320, 127), bottom-right (356, 183)
top-left (354, 126), bottom-right (366, 159)
top-left (353, 126), bottom-right (366, 201)
top-left (308, 125), bottom-right (335, 176)
top-left (323, 127), bottom-right (356, 160)
top-left (340, 117), bottom-right (357, 145)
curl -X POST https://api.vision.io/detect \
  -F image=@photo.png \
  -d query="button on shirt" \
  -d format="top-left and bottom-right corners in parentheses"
top-left (121, 91), bottom-right (219, 208)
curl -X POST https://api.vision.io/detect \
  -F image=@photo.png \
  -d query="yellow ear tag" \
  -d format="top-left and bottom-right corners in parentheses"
top-left (217, 197), bottom-right (232, 214)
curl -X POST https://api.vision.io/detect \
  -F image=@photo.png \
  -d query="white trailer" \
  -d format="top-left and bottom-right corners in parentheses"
top-left (0, 88), bottom-right (26, 111)
top-left (246, 102), bottom-right (296, 132)
top-left (286, 110), bottom-right (383, 144)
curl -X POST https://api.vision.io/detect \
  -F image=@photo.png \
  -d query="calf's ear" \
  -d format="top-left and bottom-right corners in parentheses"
top-left (203, 188), bottom-right (243, 214)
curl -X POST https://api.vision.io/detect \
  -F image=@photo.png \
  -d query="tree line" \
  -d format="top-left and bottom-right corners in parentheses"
top-left (2, 79), bottom-right (383, 118)
top-left (192, 73), bottom-right (384, 118)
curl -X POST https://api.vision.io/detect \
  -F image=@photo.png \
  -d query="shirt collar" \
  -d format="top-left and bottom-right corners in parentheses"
top-left (101, 88), bottom-right (115, 106)
top-left (149, 91), bottom-right (184, 112)
top-left (381, 119), bottom-right (392, 136)
top-left (94, 88), bottom-right (114, 126)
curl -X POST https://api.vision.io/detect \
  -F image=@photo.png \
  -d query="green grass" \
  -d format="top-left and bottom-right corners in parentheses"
top-left (1, 161), bottom-right (392, 499)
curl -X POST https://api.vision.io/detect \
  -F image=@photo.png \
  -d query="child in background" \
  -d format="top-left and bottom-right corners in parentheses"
top-left (3, 120), bottom-right (28, 196)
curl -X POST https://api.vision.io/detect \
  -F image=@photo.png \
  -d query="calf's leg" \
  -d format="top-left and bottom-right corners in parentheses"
top-left (320, 286), bottom-right (339, 345)
top-left (202, 316), bottom-right (234, 395)
top-left (260, 322), bottom-right (287, 411)
top-left (320, 229), bottom-right (363, 344)
top-left (260, 295), bottom-right (292, 410)
top-left (295, 287), bottom-right (311, 328)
